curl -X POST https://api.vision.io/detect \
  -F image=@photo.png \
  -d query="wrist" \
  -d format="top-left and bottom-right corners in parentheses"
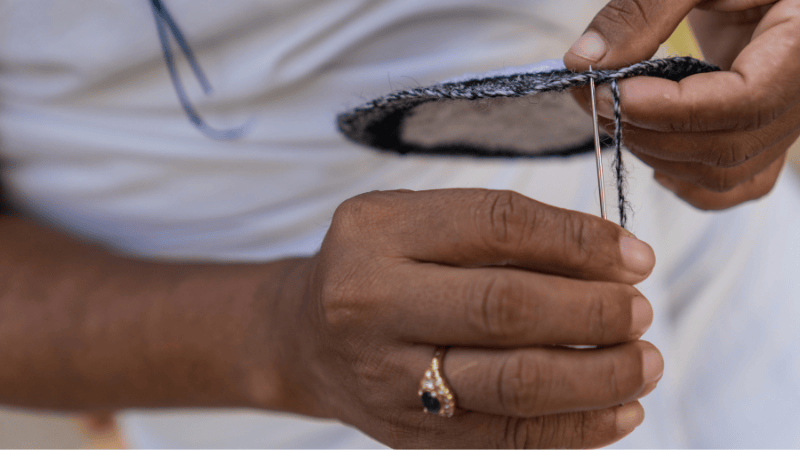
top-left (239, 256), bottom-right (324, 416)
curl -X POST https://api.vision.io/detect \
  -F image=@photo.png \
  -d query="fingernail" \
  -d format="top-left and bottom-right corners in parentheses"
top-left (630, 297), bottom-right (653, 338)
top-left (616, 402), bottom-right (645, 433)
top-left (620, 236), bottom-right (656, 276)
top-left (643, 347), bottom-right (664, 384)
top-left (568, 30), bottom-right (608, 63)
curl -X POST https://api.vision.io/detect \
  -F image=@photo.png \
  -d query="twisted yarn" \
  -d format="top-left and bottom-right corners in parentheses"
top-left (610, 80), bottom-right (630, 228)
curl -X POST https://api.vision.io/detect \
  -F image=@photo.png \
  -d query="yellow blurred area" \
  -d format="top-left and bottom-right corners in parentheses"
top-left (665, 21), bottom-right (800, 176)
top-left (664, 20), bottom-right (704, 58)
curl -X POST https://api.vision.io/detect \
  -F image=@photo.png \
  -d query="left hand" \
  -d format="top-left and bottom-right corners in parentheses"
top-left (564, 0), bottom-right (800, 210)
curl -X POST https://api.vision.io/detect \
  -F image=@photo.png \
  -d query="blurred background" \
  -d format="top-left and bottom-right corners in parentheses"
top-left (1, 19), bottom-right (799, 450)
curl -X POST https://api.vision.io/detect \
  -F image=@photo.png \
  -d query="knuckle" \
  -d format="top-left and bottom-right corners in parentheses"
top-left (586, 293), bottom-right (609, 343)
top-left (330, 193), bottom-right (375, 239)
top-left (672, 97), bottom-right (711, 133)
top-left (530, 412), bottom-right (592, 449)
top-left (494, 412), bottom-right (602, 449)
top-left (498, 416), bottom-right (536, 449)
top-left (496, 353), bottom-right (549, 417)
top-left (713, 134), bottom-right (766, 168)
top-left (597, 0), bottom-right (651, 30)
top-left (564, 412), bottom-right (591, 449)
top-left (587, 286), bottom-right (627, 343)
top-left (331, 190), bottom-right (412, 236)
top-left (469, 274), bottom-right (528, 342)
top-left (747, 93), bottom-right (784, 131)
top-left (315, 261), bottom-right (383, 334)
top-left (318, 268), bottom-right (361, 330)
top-left (333, 193), bottom-right (371, 221)
top-left (560, 212), bottom-right (597, 267)
top-left (474, 190), bottom-right (531, 250)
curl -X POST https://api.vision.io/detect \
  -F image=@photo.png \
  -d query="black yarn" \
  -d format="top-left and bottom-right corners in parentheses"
top-left (149, 0), bottom-right (248, 140)
top-left (337, 57), bottom-right (720, 228)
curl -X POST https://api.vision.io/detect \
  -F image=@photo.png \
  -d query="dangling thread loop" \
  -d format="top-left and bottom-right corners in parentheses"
top-left (149, 0), bottom-right (249, 140)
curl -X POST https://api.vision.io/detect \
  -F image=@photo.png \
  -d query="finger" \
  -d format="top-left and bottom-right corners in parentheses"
top-left (331, 189), bottom-right (655, 284)
top-left (565, 0), bottom-right (699, 70)
top-left (654, 152), bottom-right (788, 210)
top-left (400, 403), bottom-right (644, 449)
top-left (631, 141), bottom-right (786, 192)
top-left (580, 2), bottom-right (800, 133)
top-left (429, 342), bottom-right (663, 418)
top-left (628, 128), bottom-right (799, 192)
top-left (575, 84), bottom-right (800, 167)
top-left (385, 264), bottom-right (652, 346)
top-left (688, 5), bottom-right (773, 70)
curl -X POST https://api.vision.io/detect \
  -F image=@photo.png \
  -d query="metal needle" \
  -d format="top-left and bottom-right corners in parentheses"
top-left (589, 66), bottom-right (608, 220)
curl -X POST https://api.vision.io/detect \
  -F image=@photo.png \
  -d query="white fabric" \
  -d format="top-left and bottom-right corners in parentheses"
top-left (1, 0), bottom-right (799, 448)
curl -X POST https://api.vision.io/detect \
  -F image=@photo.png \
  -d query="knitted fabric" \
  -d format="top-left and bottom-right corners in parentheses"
top-left (337, 57), bottom-right (719, 227)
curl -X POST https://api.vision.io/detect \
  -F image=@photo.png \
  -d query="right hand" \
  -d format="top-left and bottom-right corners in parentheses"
top-left (285, 189), bottom-right (661, 449)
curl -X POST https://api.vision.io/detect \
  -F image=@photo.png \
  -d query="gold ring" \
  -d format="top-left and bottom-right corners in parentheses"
top-left (418, 347), bottom-right (457, 417)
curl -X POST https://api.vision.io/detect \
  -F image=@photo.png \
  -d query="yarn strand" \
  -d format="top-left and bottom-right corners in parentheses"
top-left (610, 80), bottom-right (630, 229)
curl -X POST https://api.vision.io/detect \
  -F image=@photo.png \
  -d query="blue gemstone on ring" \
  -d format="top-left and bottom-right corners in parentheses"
top-left (421, 392), bottom-right (441, 414)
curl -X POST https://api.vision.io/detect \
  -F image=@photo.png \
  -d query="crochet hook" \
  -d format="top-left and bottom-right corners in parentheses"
top-left (589, 66), bottom-right (608, 220)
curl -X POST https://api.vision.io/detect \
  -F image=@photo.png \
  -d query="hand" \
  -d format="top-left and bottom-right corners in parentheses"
top-left (564, 0), bottom-right (800, 210)
top-left (283, 189), bottom-right (661, 448)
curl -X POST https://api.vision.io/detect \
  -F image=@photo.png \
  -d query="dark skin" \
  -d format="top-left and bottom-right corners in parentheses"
top-left (0, 213), bottom-right (305, 412)
top-left (4, 0), bottom-right (797, 447)
top-left (566, 0), bottom-right (800, 210)
top-left (0, 187), bottom-right (660, 449)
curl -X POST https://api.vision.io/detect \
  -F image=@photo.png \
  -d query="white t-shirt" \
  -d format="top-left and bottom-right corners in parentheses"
top-left (1, 1), bottom-right (799, 447)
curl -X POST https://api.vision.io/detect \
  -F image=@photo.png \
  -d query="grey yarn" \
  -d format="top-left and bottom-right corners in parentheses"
top-left (337, 57), bottom-right (720, 227)
top-left (610, 79), bottom-right (631, 228)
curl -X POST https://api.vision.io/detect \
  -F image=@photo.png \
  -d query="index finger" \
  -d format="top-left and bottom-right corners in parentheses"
top-left (334, 189), bottom-right (655, 284)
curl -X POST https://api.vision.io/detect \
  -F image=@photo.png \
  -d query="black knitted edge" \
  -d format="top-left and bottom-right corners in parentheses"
top-left (337, 57), bottom-right (719, 158)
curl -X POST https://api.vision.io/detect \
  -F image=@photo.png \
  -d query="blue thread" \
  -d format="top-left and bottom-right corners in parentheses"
top-left (149, 0), bottom-right (249, 140)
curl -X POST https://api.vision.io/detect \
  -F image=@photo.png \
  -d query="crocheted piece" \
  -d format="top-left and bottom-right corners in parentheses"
top-left (338, 57), bottom-right (719, 227)
top-left (338, 57), bottom-right (717, 158)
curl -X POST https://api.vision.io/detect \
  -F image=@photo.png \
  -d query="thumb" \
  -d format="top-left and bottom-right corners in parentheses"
top-left (564, 0), bottom-right (702, 71)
